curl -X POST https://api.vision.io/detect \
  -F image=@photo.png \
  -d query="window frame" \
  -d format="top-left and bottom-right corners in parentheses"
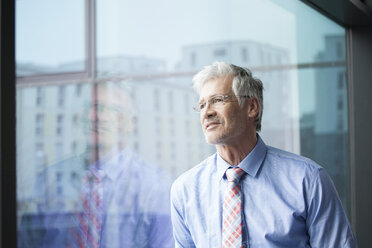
top-left (16, 0), bottom-right (96, 87)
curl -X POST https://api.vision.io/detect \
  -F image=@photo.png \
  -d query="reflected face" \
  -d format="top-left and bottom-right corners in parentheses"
top-left (82, 83), bottom-right (133, 161)
top-left (199, 76), bottom-right (249, 145)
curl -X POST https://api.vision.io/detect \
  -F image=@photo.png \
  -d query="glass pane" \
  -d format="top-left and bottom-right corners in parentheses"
top-left (16, 0), bottom-right (85, 76)
top-left (17, 0), bottom-right (350, 247)
top-left (96, 0), bottom-right (349, 210)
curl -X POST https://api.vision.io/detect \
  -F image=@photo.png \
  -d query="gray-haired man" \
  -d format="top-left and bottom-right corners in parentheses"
top-left (170, 62), bottom-right (357, 247)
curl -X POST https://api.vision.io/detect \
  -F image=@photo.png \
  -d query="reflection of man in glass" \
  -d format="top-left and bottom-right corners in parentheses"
top-left (19, 82), bottom-right (174, 248)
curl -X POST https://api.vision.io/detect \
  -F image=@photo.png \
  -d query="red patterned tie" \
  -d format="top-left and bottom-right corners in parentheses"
top-left (222, 167), bottom-right (245, 248)
top-left (68, 170), bottom-right (104, 248)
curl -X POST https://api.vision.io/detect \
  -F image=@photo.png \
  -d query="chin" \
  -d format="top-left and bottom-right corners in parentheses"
top-left (204, 134), bottom-right (222, 145)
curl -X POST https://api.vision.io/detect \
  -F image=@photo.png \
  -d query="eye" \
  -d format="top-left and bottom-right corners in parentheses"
top-left (199, 102), bottom-right (206, 110)
top-left (211, 96), bottom-right (224, 104)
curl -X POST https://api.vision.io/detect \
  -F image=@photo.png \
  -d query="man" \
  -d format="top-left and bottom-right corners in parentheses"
top-left (19, 82), bottom-right (174, 248)
top-left (170, 62), bottom-right (357, 247)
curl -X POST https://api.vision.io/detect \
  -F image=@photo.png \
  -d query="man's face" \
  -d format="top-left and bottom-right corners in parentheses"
top-left (199, 76), bottom-right (249, 145)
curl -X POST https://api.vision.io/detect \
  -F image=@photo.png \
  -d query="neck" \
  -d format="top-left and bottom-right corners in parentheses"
top-left (216, 133), bottom-right (258, 166)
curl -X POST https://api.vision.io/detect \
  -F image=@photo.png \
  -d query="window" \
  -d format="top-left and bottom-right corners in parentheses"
top-left (241, 47), bottom-right (249, 62)
top-left (338, 95), bottom-right (344, 110)
top-left (36, 87), bottom-right (44, 107)
top-left (35, 114), bottom-right (44, 136)
top-left (75, 84), bottom-right (82, 97)
top-left (56, 114), bottom-right (63, 135)
top-left (16, 0), bottom-right (351, 247)
top-left (213, 48), bottom-right (226, 57)
top-left (35, 142), bottom-right (45, 166)
top-left (56, 171), bottom-right (63, 182)
top-left (57, 86), bottom-right (65, 107)
top-left (190, 52), bottom-right (196, 66)
top-left (338, 71), bottom-right (344, 89)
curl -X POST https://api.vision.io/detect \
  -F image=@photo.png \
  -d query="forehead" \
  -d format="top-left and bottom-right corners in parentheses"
top-left (199, 76), bottom-right (234, 100)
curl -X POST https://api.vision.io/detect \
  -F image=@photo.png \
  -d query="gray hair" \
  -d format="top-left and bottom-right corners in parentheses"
top-left (192, 61), bottom-right (264, 132)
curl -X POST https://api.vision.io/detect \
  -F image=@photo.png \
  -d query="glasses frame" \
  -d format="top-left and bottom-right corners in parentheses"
top-left (193, 94), bottom-right (250, 112)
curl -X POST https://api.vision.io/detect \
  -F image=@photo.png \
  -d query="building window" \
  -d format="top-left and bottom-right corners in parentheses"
top-left (56, 185), bottom-right (63, 196)
top-left (36, 87), bottom-right (45, 107)
top-left (35, 113), bottom-right (44, 136)
top-left (58, 86), bottom-right (65, 107)
top-left (56, 114), bottom-right (64, 135)
top-left (338, 71), bottom-right (344, 89)
top-left (337, 95), bottom-right (343, 110)
top-left (72, 113), bottom-right (79, 125)
top-left (154, 88), bottom-right (160, 111)
top-left (241, 47), bottom-right (249, 62)
top-left (191, 52), bottom-right (196, 66)
top-left (213, 48), bottom-right (226, 57)
top-left (35, 142), bottom-right (45, 166)
top-left (336, 42), bottom-right (343, 59)
top-left (56, 171), bottom-right (63, 182)
top-left (75, 84), bottom-right (82, 97)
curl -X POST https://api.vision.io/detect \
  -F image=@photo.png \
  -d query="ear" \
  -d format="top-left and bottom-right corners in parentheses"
top-left (246, 97), bottom-right (259, 119)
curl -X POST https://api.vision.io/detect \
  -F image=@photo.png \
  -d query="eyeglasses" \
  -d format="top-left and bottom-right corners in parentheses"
top-left (193, 94), bottom-right (250, 112)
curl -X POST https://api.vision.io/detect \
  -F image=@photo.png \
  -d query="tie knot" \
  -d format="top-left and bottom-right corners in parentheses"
top-left (226, 167), bottom-right (245, 183)
top-left (86, 169), bottom-right (105, 182)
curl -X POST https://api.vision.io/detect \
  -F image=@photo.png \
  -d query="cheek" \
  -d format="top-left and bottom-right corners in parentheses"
top-left (225, 111), bottom-right (243, 128)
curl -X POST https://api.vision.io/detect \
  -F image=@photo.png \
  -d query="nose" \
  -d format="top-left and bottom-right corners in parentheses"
top-left (201, 104), bottom-right (217, 120)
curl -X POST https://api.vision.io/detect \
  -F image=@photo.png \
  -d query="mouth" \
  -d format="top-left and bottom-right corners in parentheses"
top-left (205, 121), bottom-right (220, 130)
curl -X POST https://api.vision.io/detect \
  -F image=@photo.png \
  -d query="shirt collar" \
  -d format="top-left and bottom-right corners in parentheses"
top-left (216, 134), bottom-right (267, 181)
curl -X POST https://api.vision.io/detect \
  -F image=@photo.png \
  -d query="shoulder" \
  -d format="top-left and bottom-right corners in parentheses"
top-left (171, 153), bottom-right (216, 198)
top-left (265, 146), bottom-right (322, 174)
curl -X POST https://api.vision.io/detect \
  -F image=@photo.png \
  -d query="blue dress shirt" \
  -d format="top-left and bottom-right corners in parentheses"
top-left (171, 136), bottom-right (357, 247)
